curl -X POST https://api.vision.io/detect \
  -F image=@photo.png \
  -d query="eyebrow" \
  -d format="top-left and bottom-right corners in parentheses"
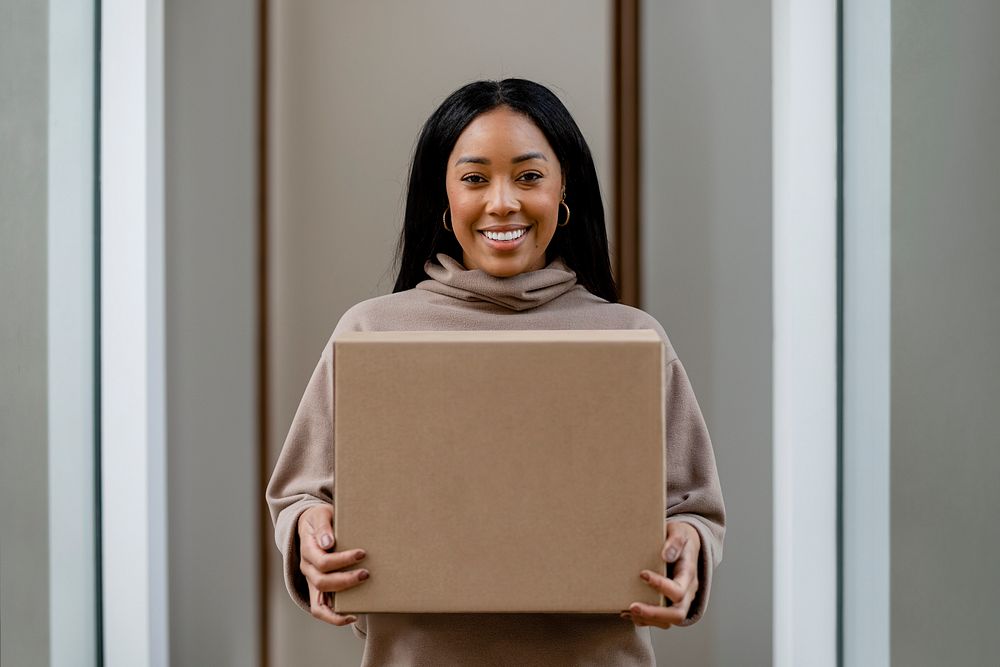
top-left (454, 151), bottom-right (549, 166)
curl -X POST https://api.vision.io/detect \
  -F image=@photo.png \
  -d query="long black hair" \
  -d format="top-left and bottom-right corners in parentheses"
top-left (391, 78), bottom-right (618, 303)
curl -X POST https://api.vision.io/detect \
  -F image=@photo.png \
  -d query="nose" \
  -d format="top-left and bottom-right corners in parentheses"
top-left (484, 180), bottom-right (521, 217)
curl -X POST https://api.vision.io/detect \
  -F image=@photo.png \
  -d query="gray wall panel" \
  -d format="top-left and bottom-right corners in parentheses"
top-left (0, 1), bottom-right (50, 665)
top-left (641, 2), bottom-right (773, 665)
top-left (891, 1), bottom-right (1000, 664)
top-left (165, 1), bottom-right (260, 665)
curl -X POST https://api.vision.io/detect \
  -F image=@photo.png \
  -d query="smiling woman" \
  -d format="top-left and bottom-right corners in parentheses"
top-left (391, 79), bottom-right (619, 302)
top-left (266, 78), bottom-right (726, 667)
top-left (445, 107), bottom-right (564, 276)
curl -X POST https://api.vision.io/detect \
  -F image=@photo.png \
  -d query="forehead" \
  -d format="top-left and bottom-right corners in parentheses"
top-left (450, 107), bottom-right (555, 159)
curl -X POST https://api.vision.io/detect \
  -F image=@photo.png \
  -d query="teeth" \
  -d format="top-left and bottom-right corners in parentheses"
top-left (484, 228), bottom-right (526, 241)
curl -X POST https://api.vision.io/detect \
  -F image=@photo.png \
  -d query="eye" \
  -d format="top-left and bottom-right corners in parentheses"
top-left (517, 172), bottom-right (543, 182)
top-left (461, 174), bottom-right (487, 184)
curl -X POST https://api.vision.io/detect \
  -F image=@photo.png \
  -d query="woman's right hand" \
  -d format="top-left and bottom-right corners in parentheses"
top-left (297, 504), bottom-right (369, 626)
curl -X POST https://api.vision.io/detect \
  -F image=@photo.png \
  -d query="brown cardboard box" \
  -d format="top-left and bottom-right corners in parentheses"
top-left (333, 329), bottom-right (666, 614)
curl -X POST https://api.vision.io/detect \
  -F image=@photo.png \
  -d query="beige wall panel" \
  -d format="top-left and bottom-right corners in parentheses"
top-left (267, 2), bottom-right (611, 665)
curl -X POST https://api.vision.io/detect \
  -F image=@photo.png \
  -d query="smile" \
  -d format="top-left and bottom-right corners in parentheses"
top-left (482, 228), bottom-right (527, 241)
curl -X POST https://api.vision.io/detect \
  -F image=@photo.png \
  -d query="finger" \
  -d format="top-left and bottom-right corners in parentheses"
top-left (640, 570), bottom-right (685, 605)
top-left (670, 541), bottom-right (700, 594)
top-left (628, 601), bottom-right (687, 629)
top-left (310, 547), bottom-right (367, 573)
top-left (309, 586), bottom-right (357, 627)
top-left (300, 557), bottom-right (371, 590)
top-left (299, 537), bottom-right (331, 569)
top-left (311, 567), bottom-right (371, 594)
top-left (662, 523), bottom-right (691, 563)
top-left (620, 611), bottom-right (651, 627)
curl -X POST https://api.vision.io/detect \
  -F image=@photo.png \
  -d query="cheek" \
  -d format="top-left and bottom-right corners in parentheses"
top-left (447, 190), bottom-right (481, 226)
top-left (528, 193), bottom-right (562, 227)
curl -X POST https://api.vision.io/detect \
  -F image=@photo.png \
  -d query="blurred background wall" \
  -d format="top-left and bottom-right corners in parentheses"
top-left (641, 2), bottom-right (773, 665)
top-left (1, 2), bottom-right (51, 664)
top-left (265, 1), bottom-right (613, 664)
top-left (5, 0), bottom-right (998, 665)
top-left (265, 1), bottom-right (771, 665)
top-left (3, 1), bottom-right (98, 664)
top-left (889, 1), bottom-right (1000, 664)
top-left (165, 1), bottom-right (259, 666)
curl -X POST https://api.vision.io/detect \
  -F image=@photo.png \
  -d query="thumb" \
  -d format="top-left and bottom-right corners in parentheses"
top-left (662, 522), bottom-right (690, 563)
top-left (302, 506), bottom-right (336, 551)
top-left (318, 532), bottom-right (334, 550)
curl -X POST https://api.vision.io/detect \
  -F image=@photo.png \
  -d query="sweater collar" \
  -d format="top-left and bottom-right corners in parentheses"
top-left (416, 253), bottom-right (578, 312)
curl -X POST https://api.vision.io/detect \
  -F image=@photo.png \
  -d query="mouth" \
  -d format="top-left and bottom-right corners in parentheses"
top-left (478, 226), bottom-right (530, 249)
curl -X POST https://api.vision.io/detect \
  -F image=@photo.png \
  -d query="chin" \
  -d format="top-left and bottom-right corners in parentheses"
top-left (481, 265), bottom-right (522, 278)
top-left (478, 256), bottom-right (531, 278)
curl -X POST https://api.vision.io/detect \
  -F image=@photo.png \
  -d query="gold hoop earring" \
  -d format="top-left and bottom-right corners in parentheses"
top-left (558, 200), bottom-right (571, 227)
top-left (442, 207), bottom-right (452, 232)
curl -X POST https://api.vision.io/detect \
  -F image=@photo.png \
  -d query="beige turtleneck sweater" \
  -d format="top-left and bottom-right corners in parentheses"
top-left (266, 254), bottom-right (725, 666)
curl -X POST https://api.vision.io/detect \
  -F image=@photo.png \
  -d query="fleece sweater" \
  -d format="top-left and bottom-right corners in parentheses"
top-left (266, 253), bottom-right (726, 667)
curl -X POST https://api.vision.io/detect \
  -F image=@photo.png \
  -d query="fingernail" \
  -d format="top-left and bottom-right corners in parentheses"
top-left (666, 547), bottom-right (678, 561)
top-left (358, 570), bottom-right (370, 581)
top-left (640, 572), bottom-right (651, 582)
top-left (319, 534), bottom-right (333, 549)
top-left (355, 550), bottom-right (366, 561)
top-left (629, 604), bottom-right (642, 614)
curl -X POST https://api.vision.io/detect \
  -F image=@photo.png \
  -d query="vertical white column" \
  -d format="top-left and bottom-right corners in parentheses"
top-left (48, 0), bottom-right (97, 664)
top-left (842, 0), bottom-right (891, 664)
top-left (101, 1), bottom-right (168, 665)
top-left (772, 1), bottom-right (838, 666)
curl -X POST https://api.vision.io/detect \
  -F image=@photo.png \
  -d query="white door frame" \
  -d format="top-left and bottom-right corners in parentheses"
top-left (772, 1), bottom-right (839, 665)
top-left (100, 1), bottom-right (169, 665)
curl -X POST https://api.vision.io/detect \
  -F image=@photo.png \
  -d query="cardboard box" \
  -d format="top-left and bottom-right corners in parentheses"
top-left (333, 329), bottom-right (666, 614)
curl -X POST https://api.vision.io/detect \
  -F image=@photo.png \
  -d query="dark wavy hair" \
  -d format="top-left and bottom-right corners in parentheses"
top-left (391, 78), bottom-right (618, 303)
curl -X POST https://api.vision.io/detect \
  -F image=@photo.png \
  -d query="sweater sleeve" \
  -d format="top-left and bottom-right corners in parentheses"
top-left (662, 357), bottom-right (726, 626)
top-left (265, 334), bottom-right (337, 614)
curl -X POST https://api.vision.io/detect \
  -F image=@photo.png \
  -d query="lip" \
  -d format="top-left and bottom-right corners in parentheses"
top-left (478, 224), bottom-right (530, 233)
top-left (478, 226), bottom-right (531, 249)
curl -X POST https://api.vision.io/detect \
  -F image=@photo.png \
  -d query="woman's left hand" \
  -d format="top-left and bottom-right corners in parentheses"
top-left (623, 521), bottom-right (701, 628)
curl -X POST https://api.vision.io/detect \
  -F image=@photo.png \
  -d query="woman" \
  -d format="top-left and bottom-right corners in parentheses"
top-left (266, 79), bottom-right (725, 666)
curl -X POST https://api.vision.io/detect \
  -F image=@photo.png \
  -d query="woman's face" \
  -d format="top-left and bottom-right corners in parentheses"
top-left (445, 106), bottom-right (564, 277)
